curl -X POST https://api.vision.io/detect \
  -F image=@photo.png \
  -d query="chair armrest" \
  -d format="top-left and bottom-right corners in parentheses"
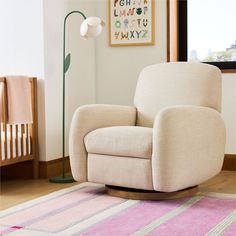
top-left (69, 104), bottom-right (137, 181)
top-left (152, 105), bottom-right (226, 192)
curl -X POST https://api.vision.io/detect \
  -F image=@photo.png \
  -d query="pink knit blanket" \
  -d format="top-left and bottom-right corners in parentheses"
top-left (0, 76), bottom-right (32, 124)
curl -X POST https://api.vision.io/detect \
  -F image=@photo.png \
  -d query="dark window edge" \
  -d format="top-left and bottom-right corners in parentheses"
top-left (178, 0), bottom-right (236, 71)
top-left (202, 61), bottom-right (236, 70)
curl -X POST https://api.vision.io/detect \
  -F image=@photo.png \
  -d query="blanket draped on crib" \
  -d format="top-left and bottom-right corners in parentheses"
top-left (0, 76), bottom-right (33, 124)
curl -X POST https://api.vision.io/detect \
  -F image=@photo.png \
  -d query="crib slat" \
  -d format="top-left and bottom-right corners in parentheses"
top-left (9, 125), bottom-right (13, 159)
top-left (26, 124), bottom-right (29, 155)
top-left (3, 81), bottom-right (8, 160)
top-left (4, 123), bottom-right (7, 160)
top-left (15, 125), bottom-right (19, 157)
top-left (0, 82), bottom-right (3, 162)
top-left (21, 124), bottom-right (24, 156)
top-left (29, 123), bottom-right (33, 154)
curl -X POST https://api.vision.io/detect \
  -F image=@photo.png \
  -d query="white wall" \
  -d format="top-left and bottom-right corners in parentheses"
top-left (41, 0), bottom-right (236, 160)
top-left (0, 0), bottom-right (46, 161)
top-left (0, 0), bottom-right (97, 161)
top-left (0, 0), bottom-right (235, 162)
top-left (43, 0), bottom-right (235, 157)
top-left (0, 0), bottom-right (44, 77)
top-left (94, 0), bottom-right (236, 154)
top-left (42, 0), bottom-right (167, 161)
top-left (94, 0), bottom-right (167, 105)
top-left (222, 74), bottom-right (236, 154)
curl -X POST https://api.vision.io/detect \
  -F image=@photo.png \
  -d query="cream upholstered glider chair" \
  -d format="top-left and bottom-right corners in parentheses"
top-left (69, 62), bottom-right (226, 193)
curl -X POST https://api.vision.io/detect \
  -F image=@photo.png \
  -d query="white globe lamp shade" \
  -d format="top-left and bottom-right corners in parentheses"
top-left (80, 17), bottom-right (105, 38)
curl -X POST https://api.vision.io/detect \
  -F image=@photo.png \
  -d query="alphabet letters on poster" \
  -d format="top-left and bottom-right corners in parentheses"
top-left (109, 0), bottom-right (155, 46)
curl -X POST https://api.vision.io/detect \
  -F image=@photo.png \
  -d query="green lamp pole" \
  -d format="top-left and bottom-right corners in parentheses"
top-left (49, 11), bottom-right (104, 183)
top-left (50, 11), bottom-right (86, 183)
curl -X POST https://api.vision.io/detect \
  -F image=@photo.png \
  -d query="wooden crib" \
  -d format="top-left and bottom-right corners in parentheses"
top-left (0, 77), bottom-right (39, 178)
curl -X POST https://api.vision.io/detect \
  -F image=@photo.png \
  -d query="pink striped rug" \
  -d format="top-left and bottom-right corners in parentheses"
top-left (0, 182), bottom-right (236, 236)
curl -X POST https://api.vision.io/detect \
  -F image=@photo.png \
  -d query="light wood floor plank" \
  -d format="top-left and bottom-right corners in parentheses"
top-left (0, 171), bottom-right (235, 211)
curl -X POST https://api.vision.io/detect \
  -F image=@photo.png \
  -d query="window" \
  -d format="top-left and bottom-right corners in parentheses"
top-left (168, 0), bottom-right (236, 71)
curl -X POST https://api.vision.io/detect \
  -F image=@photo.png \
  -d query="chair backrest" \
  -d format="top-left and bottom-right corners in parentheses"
top-left (134, 62), bottom-right (222, 127)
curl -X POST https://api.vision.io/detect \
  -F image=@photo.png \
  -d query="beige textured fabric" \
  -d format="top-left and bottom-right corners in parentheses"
top-left (152, 105), bottom-right (226, 192)
top-left (88, 154), bottom-right (153, 190)
top-left (134, 62), bottom-right (222, 127)
top-left (69, 62), bottom-right (226, 192)
top-left (85, 126), bottom-right (152, 159)
top-left (69, 104), bottom-right (136, 181)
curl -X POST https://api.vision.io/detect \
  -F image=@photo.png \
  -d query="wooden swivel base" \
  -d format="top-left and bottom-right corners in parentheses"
top-left (106, 185), bottom-right (198, 200)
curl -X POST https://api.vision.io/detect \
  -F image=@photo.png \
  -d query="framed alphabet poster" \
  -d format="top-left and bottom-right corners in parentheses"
top-left (109, 0), bottom-right (155, 46)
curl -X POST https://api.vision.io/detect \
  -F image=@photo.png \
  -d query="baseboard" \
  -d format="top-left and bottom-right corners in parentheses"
top-left (1, 154), bottom-right (236, 180)
top-left (222, 154), bottom-right (236, 171)
top-left (0, 157), bottom-right (71, 179)
top-left (39, 157), bottom-right (71, 178)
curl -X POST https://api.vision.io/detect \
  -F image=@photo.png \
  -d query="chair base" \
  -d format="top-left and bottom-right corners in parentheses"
top-left (106, 185), bottom-right (198, 200)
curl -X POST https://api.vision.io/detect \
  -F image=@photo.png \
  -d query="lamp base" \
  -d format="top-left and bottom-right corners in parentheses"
top-left (49, 175), bottom-right (75, 183)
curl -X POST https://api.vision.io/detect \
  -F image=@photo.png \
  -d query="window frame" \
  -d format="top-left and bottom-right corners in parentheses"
top-left (167, 0), bottom-right (236, 73)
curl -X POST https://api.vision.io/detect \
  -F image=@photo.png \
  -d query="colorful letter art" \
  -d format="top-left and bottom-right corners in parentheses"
top-left (109, 0), bottom-right (155, 46)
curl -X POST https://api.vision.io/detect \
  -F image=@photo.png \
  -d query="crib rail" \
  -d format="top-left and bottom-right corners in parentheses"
top-left (0, 77), bottom-right (39, 178)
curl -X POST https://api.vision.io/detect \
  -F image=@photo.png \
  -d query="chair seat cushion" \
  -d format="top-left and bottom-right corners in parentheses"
top-left (84, 126), bottom-right (153, 159)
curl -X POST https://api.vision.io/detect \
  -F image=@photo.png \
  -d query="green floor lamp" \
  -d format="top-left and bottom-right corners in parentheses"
top-left (50, 11), bottom-right (104, 183)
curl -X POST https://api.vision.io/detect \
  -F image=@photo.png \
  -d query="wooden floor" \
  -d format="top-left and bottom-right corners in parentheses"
top-left (0, 171), bottom-right (236, 211)
top-left (0, 178), bottom-right (78, 210)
